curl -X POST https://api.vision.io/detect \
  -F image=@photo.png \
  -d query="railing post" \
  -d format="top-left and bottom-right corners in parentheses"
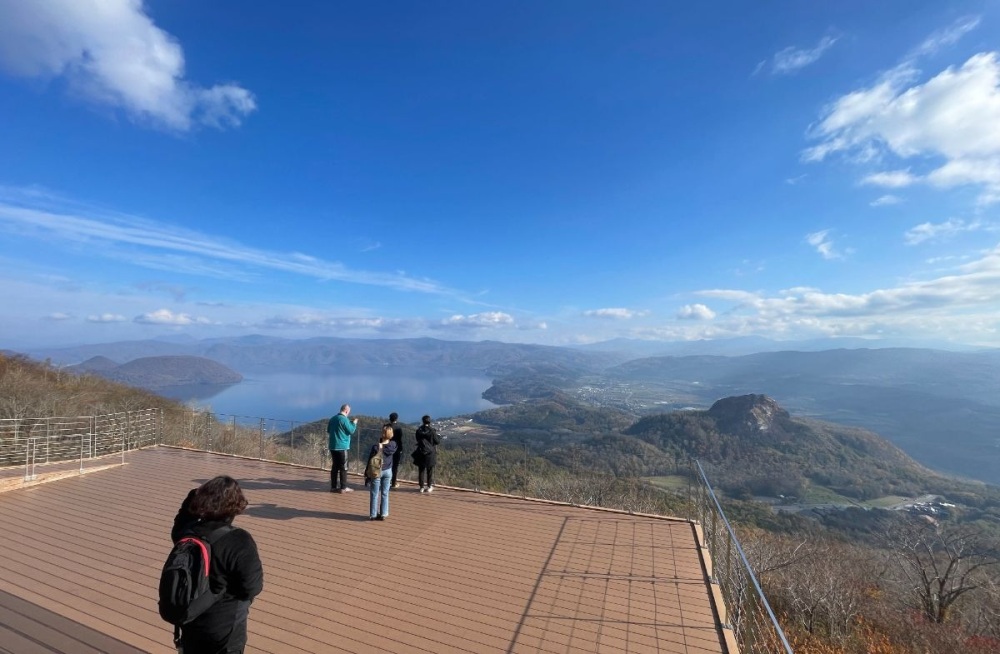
top-left (259, 419), bottom-right (265, 460)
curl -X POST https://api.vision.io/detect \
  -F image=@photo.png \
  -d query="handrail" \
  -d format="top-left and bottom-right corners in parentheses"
top-left (693, 459), bottom-right (794, 654)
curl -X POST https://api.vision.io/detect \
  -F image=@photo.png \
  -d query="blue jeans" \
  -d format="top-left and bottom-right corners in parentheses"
top-left (369, 468), bottom-right (392, 518)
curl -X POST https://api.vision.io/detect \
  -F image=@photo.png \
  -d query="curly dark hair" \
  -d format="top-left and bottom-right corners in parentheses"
top-left (188, 475), bottom-right (248, 521)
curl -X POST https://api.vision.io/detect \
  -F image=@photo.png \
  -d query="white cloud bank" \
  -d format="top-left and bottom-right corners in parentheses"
top-left (804, 16), bottom-right (1000, 206)
top-left (689, 242), bottom-right (1000, 344)
top-left (0, 0), bottom-right (256, 130)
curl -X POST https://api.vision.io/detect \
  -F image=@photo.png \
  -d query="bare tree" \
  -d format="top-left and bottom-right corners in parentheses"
top-left (886, 519), bottom-right (1000, 624)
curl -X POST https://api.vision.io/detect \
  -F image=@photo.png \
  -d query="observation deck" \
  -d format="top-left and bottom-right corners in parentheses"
top-left (0, 447), bottom-right (730, 653)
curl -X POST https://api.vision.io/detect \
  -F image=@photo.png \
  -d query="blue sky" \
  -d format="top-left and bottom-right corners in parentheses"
top-left (2, 1), bottom-right (1000, 349)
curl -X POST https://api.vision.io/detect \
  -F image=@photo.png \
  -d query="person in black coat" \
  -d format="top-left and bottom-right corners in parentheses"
top-left (388, 412), bottom-right (403, 488)
top-left (171, 476), bottom-right (264, 654)
top-left (413, 415), bottom-right (441, 492)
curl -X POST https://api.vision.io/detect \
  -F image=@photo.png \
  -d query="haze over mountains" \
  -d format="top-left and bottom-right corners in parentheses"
top-left (23, 335), bottom-right (1000, 486)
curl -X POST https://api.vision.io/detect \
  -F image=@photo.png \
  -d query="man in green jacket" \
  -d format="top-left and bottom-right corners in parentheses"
top-left (328, 404), bottom-right (358, 492)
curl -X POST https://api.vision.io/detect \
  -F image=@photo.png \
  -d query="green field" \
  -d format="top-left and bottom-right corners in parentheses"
top-left (645, 475), bottom-right (690, 492)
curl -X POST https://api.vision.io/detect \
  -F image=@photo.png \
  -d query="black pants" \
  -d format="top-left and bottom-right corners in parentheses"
top-left (418, 465), bottom-right (434, 488)
top-left (330, 449), bottom-right (348, 489)
top-left (390, 450), bottom-right (402, 485)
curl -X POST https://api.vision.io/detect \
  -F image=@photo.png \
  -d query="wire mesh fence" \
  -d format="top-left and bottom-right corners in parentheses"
top-left (0, 408), bottom-right (161, 482)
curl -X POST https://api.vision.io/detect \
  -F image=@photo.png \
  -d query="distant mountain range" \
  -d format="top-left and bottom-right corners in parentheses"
top-left (68, 355), bottom-right (242, 389)
top-left (31, 336), bottom-right (624, 373)
top-left (20, 335), bottom-right (1000, 486)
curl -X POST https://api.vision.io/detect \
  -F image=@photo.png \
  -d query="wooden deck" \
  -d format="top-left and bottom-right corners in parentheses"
top-left (0, 447), bottom-right (729, 653)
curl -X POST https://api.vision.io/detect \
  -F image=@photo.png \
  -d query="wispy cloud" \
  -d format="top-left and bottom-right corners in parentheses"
top-left (0, 0), bottom-right (255, 131)
top-left (861, 170), bottom-right (918, 188)
top-left (870, 194), bottom-right (903, 207)
top-left (44, 312), bottom-right (72, 321)
top-left (911, 15), bottom-right (981, 57)
top-left (87, 313), bottom-right (127, 323)
top-left (583, 308), bottom-right (645, 320)
top-left (759, 35), bottom-right (839, 76)
top-left (904, 218), bottom-right (985, 245)
top-left (805, 229), bottom-right (850, 260)
top-left (677, 304), bottom-right (716, 320)
top-left (0, 191), bottom-right (459, 296)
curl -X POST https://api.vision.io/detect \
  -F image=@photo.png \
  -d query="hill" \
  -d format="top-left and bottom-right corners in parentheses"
top-left (465, 390), bottom-right (985, 506)
top-left (70, 355), bottom-right (242, 389)
top-left (623, 394), bottom-right (948, 501)
top-left (598, 348), bottom-right (1000, 485)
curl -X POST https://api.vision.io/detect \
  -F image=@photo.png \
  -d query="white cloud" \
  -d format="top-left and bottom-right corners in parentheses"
top-left (134, 308), bottom-right (213, 326)
top-left (677, 304), bottom-right (716, 320)
top-left (805, 229), bottom-right (850, 260)
top-left (0, 0), bottom-right (256, 131)
top-left (0, 191), bottom-right (454, 295)
top-left (804, 48), bottom-right (1000, 205)
top-left (763, 35), bottom-right (839, 76)
top-left (861, 170), bottom-right (918, 188)
top-left (697, 244), bottom-right (1000, 331)
top-left (583, 308), bottom-right (643, 320)
top-left (871, 194), bottom-right (903, 207)
top-left (912, 15), bottom-right (981, 57)
top-left (441, 312), bottom-right (514, 328)
top-left (904, 218), bottom-right (984, 245)
top-left (44, 312), bottom-right (72, 321)
top-left (87, 313), bottom-right (127, 323)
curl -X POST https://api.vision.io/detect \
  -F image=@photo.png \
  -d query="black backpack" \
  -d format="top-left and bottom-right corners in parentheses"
top-left (158, 525), bottom-right (234, 631)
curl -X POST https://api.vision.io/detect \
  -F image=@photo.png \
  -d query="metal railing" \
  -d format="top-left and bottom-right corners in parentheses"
top-left (691, 460), bottom-right (794, 654)
top-left (0, 409), bottom-right (161, 481)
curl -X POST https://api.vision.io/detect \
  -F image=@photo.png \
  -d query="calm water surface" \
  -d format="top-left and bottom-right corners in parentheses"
top-left (159, 368), bottom-right (498, 423)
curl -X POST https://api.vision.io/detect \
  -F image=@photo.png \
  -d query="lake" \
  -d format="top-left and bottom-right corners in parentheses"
top-left (158, 368), bottom-right (499, 424)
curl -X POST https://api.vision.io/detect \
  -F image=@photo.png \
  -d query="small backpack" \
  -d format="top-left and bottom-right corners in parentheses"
top-left (158, 525), bottom-right (234, 630)
top-left (365, 446), bottom-right (384, 480)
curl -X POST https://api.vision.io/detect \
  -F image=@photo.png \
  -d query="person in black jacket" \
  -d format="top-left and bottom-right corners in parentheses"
top-left (414, 415), bottom-right (441, 493)
top-left (388, 412), bottom-right (403, 488)
top-left (171, 476), bottom-right (264, 654)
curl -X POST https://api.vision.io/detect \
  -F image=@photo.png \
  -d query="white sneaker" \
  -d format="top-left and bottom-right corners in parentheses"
top-left (426, 486), bottom-right (435, 493)
top-left (342, 487), bottom-right (354, 493)
top-left (419, 487), bottom-right (427, 493)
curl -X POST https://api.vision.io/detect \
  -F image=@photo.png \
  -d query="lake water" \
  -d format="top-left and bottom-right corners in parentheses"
top-left (158, 368), bottom-right (499, 424)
